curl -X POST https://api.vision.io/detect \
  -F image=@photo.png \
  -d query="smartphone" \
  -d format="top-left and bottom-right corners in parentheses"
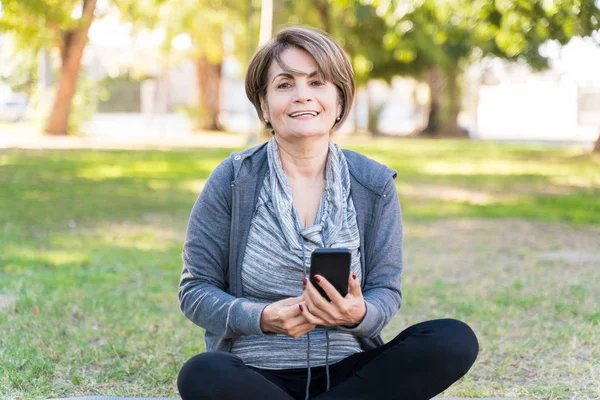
top-left (309, 248), bottom-right (351, 301)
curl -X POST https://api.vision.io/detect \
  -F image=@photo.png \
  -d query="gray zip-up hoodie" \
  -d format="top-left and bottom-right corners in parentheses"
top-left (179, 142), bottom-right (403, 354)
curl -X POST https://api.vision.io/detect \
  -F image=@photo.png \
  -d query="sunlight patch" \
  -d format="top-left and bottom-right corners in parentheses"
top-left (550, 176), bottom-right (600, 188)
top-left (77, 165), bottom-right (125, 180)
top-left (130, 160), bottom-right (171, 174)
top-left (76, 161), bottom-right (172, 180)
top-left (92, 221), bottom-right (183, 249)
top-left (21, 190), bottom-right (52, 200)
top-left (41, 250), bottom-right (89, 266)
top-left (147, 179), bottom-right (170, 190)
top-left (398, 184), bottom-right (515, 205)
top-left (421, 160), bottom-right (572, 176)
top-left (180, 180), bottom-right (206, 194)
top-left (3, 248), bottom-right (90, 269)
top-left (0, 295), bottom-right (17, 312)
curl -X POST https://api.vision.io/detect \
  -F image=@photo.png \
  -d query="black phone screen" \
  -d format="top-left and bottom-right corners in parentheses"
top-left (309, 248), bottom-right (351, 301)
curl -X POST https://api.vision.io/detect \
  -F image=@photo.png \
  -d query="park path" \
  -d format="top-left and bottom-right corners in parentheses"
top-left (0, 130), bottom-right (248, 150)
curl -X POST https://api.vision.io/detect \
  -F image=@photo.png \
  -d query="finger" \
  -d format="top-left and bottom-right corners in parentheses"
top-left (277, 295), bottom-right (305, 306)
top-left (304, 279), bottom-right (334, 317)
top-left (347, 272), bottom-right (362, 298)
top-left (303, 283), bottom-right (326, 318)
top-left (280, 301), bottom-right (304, 319)
top-left (302, 286), bottom-right (318, 314)
top-left (314, 274), bottom-right (345, 307)
top-left (286, 313), bottom-right (316, 337)
top-left (299, 303), bottom-right (327, 325)
top-left (280, 314), bottom-right (310, 335)
top-left (287, 313), bottom-right (312, 328)
top-left (291, 323), bottom-right (317, 338)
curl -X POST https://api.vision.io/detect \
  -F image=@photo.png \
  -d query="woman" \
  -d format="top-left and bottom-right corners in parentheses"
top-left (177, 26), bottom-right (478, 400)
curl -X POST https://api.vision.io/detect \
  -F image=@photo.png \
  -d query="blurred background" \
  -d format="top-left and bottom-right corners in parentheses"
top-left (1, 1), bottom-right (600, 399)
top-left (0, 0), bottom-right (599, 149)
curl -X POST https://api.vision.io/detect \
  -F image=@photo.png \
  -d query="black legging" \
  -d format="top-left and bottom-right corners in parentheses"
top-left (178, 318), bottom-right (479, 400)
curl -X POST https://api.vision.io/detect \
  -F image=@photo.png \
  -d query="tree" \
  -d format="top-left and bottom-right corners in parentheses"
top-left (0, 0), bottom-right (99, 135)
top-left (115, 0), bottom-right (253, 131)
top-left (379, 0), bottom-right (600, 137)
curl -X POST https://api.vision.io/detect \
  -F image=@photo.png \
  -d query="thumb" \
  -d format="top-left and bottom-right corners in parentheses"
top-left (348, 272), bottom-right (362, 297)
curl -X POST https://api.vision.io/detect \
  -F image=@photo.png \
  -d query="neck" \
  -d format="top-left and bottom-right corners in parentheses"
top-left (275, 135), bottom-right (329, 181)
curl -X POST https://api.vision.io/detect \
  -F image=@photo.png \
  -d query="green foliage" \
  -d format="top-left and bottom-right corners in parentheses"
top-left (272, 0), bottom-right (600, 85)
top-left (0, 0), bottom-right (89, 47)
top-left (0, 37), bottom-right (39, 95)
top-left (114, 0), bottom-right (253, 65)
top-left (357, 0), bottom-right (600, 133)
top-left (381, 0), bottom-right (600, 73)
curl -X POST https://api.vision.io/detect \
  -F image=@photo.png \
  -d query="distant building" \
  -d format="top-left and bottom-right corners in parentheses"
top-left (465, 37), bottom-right (600, 143)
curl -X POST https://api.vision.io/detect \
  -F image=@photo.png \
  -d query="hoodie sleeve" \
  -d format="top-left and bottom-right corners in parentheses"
top-left (338, 177), bottom-right (403, 337)
top-left (178, 158), bottom-right (268, 338)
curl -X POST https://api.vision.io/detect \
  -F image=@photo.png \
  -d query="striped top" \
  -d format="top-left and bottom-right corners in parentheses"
top-left (230, 137), bottom-right (363, 369)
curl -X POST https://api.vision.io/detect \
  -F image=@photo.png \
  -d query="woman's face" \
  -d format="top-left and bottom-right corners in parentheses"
top-left (262, 47), bottom-right (342, 140)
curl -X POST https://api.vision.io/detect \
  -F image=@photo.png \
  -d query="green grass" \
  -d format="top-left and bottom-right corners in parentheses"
top-left (1, 139), bottom-right (599, 399)
top-left (344, 139), bottom-right (600, 225)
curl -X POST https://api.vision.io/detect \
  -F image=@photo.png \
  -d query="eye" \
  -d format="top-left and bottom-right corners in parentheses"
top-left (277, 82), bottom-right (291, 89)
top-left (311, 80), bottom-right (324, 86)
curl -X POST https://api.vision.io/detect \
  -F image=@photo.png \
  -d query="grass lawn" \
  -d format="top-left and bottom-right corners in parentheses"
top-left (1, 138), bottom-right (599, 399)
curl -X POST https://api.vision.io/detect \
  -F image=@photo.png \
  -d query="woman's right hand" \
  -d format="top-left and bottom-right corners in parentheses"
top-left (260, 295), bottom-right (316, 338)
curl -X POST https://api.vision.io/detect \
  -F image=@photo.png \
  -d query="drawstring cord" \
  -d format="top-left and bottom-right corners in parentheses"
top-left (305, 332), bottom-right (311, 400)
top-left (300, 238), bottom-right (331, 400)
top-left (300, 235), bottom-right (312, 400)
top-left (326, 329), bottom-right (331, 391)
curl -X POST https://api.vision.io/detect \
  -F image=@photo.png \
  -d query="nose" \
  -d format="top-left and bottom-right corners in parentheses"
top-left (293, 83), bottom-right (313, 103)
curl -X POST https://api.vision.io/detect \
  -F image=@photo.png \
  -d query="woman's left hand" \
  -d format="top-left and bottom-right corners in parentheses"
top-left (300, 273), bottom-right (366, 327)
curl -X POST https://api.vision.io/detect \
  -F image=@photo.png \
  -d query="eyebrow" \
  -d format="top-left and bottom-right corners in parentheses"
top-left (272, 70), bottom-right (319, 83)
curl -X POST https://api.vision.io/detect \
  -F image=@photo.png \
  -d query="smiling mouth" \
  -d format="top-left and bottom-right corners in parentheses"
top-left (289, 111), bottom-right (319, 118)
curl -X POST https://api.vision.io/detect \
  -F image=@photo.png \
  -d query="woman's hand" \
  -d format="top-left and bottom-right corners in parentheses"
top-left (260, 295), bottom-right (316, 338)
top-left (301, 273), bottom-right (366, 327)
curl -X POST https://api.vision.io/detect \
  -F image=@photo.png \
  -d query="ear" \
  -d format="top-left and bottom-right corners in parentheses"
top-left (335, 89), bottom-right (344, 122)
top-left (336, 102), bottom-right (343, 122)
top-left (260, 97), bottom-right (269, 121)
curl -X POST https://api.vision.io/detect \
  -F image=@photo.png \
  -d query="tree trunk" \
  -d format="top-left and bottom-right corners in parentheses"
top-left (422, 68), bottom-right (443, 135)
top-left (594, 135), bottom-right (600, 153)
top-left (440, 66), bottom-right (466, 137)
top-left (258, 0), bottom-right (273, 46)
top-left (45, 0), bottom-right (97, 135)
top-left (421, 66), bottom-right (468, 138)
top-left (314, 0), bottom-right (331, 33)
top-left (353, 85), bottom-right (362, 135)
top-left (365, 83), bottom-right (378, 136)
top-left (195, 56), bottom-right (222, 131)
